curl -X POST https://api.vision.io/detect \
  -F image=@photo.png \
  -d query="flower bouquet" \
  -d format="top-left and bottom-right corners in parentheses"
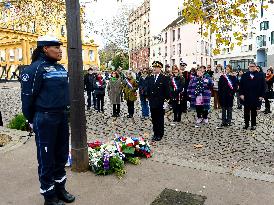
top-left (87, 135), bottom-right (152, 178)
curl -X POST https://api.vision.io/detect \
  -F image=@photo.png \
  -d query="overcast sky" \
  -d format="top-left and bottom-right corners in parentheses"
top-left (81, 0), bottom-right (182, 48)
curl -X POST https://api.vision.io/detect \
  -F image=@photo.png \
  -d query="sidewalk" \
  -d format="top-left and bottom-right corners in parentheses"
top-left (1, 138), bottom-right (274, 205)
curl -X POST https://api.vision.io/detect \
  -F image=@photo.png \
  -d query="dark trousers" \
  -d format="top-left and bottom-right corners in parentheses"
top-left (150, 107), bottom-right (165, 139)
top-left (265, 97), bottom-right (271, 111)
top-left (222, 107), bottom-right (232, 124)
top-left (172, 100), bottom-right (183, 122)
top-left (182, 93), bottom-right (188, 112)
top-left (87, 91), bottom-right (96, 109)
top-left (96, 94), bottom-right (105, 112)
top-left (33, 112), bottom-right (69, 199)
top-left (0, 111), bottom-right (3, 126)
top-left (244, 106), bottom-right (257, 127)
top-left (127, 101), bottom-right (135, 116)
top-left (113, 104), bottom-right (120, 116)
top-left (196, 105), bottom-right (208, 119)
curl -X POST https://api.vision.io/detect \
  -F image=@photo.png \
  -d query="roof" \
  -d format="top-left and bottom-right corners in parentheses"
top-left (162, 16), bottom-right (186, 31)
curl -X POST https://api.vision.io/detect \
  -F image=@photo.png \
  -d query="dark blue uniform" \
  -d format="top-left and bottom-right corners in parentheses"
top-left (21, 53), bottom-right (70, 199)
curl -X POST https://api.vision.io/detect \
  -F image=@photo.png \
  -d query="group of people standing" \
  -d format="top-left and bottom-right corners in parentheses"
top-left (84, 60), bottom-right (273, 142)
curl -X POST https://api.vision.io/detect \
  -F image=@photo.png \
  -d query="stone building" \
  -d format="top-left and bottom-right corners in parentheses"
top-left (0, 3), bottom-right (99, 80)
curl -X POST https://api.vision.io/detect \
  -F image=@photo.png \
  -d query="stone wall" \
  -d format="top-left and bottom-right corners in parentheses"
top-left (0, 82), bottom-right (22, 126)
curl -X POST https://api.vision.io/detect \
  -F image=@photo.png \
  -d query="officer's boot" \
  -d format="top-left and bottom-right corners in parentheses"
top-left (56, 188), bottom-right (76, 203)
top-left (44, 196), bottom-right (65, 205)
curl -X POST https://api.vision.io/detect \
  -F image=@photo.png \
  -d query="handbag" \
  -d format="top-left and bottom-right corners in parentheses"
top-left (196, 95), bottom-right (204, 105)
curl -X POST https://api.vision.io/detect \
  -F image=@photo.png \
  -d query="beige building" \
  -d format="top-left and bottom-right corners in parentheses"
top-left (0, 3), bottom-right (99, 80)
top-left (128, 0), bottom-right (179, 70)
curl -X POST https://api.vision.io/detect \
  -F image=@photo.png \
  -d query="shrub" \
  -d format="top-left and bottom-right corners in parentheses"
top-left (8, 114), bottom-right (28, 131)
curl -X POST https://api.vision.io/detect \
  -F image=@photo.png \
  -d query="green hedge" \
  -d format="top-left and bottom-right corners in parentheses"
top-left (8, 114), bottom-right (28, 131)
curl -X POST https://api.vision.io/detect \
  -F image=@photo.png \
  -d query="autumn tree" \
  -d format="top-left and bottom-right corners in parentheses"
top-left (181, 0), bottom-right (270, 54)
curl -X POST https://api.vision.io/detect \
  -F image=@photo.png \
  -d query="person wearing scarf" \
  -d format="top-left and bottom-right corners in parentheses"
top-left (107, 71), bottom-right (122, 117)
top-left (187, 66), bottom-right (213, 125)
top-left (264, 68), bottom-right (274, 114)
top-left (138, 68), bottom-right (150, 119)
top-left (123, 72), bottom-right (138, 118)
top-left (93, 71), bottom-right (106, 113)
top-left (218, 65), bottom-right (238, 127)
top-left (239, 62), bottom-right (266, 130)
top-left (169, 65), bottom-right (185, 123)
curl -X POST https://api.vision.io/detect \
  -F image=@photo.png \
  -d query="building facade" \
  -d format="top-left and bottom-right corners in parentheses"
top-left (0, 4), bottom-right (99, 80)
top-left (128, 0), bottom-right (150, 70)
top-left (213, 2), bottom-right (274, 70)
top-left (161, 16), bottom-right (212, 70)
top-left (255, 2), bottom-right (274, 68)
top-left (128, 0), bottom-right (179, 70)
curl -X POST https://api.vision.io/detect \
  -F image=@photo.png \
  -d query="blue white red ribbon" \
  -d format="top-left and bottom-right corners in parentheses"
top-left (125, 79), bottom-right (133, 89)
top-left (223, 74), bottom-right (234, 90)
top-left (171, 77), bottom-right (178, 91)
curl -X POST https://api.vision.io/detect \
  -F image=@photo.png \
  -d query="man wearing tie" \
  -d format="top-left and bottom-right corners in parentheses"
top-left (147, 61), bottom-right (170, 141)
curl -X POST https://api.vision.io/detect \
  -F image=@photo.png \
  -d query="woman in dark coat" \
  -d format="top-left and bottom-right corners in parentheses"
top-left (93, 71), bottom-right (107, 113)
top-left (264, 68), bottom-right (274, 114)
top-left (218, 65), bottom-right (238, 127)
top-left (138, 68), bottom-right (150, 119)
top-left (169, 65), bottom-right (185, 123)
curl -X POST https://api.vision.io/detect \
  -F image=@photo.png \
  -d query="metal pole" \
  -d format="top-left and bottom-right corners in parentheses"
top-left (65, 0), bottom-right (89, 172)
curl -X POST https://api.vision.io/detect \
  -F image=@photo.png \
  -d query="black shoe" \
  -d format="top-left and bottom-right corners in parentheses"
top-left (251, 126), bottom-right (256, 131)
top-left (243, 125), bottom-right (249, 130)
top-left (86, 107), bottom-right (90, 111)
top-left (237, 106), bottom-right (242, 110)
top-left (56, 189), bottom-right (75, 203)
top-left (226, 123), bottom-right (232, 127)
top-left (151, 136), bottom-right (161, 142)
top-left (44, 197), bottom-right (65, 205)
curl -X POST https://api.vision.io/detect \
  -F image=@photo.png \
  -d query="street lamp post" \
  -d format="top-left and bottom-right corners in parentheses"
top-left (65, 0), bottom-right (89, 172)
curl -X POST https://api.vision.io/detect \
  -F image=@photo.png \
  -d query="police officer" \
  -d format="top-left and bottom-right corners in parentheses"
top-left (147, 61), bottom-right (170, 141)
top-left (21, 36), bottom-right (75, 205)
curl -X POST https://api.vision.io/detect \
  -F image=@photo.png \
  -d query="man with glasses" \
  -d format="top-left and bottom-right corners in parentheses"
top-left (239, 62), bottom-right (266, 130)
top-left (205, 65), bottom-right (214, 78)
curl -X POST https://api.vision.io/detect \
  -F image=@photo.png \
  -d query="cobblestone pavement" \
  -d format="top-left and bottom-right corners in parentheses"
top-left (1, 82), bottom-right (274, 178)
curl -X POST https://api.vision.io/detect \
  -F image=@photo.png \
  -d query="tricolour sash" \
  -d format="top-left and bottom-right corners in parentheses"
top-left (223, 74), bottom-right (233, 90)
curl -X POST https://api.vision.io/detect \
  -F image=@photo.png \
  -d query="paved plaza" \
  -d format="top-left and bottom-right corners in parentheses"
top-left (1, 82), bottom-right (274, 204)
top-left (1, 82), bottom-right (274, 181)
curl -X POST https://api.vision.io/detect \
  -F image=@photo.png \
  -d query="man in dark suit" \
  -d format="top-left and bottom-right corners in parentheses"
top-left (239, 62), bottom-right (266, 130)
top-left (147, 61), bottom-right (170, 141)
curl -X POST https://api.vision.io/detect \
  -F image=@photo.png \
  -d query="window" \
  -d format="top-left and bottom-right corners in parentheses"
top-left (173, 45), bottom-right (176, 55)
top-left (178, 43), bottom-right (182, 55)
top-left (172, 30), bottom-right (176, 42)
top-left (89, 50), bottom-right (94, 62)
top-left (257, 35), bottom-right (266, 47)
top-left (0, 50), bottom-right (5, 62)
top-left (18, 48), bottom-right (22, 61)
top-left (172, 59), bottom-right (175, 65)
top-left (165, 32), bottom-right (167, 43)
top-left (271, 31), bottom-right (274, 45)
top-left (260, 21), bottom-right (269, 30)
top-left (158, 47), bottom-right (161, 56)
top-left (61, 25), bottom-right (65, 37)
top-left (201, 57), bottom-right (203, 65)
top-left (178, 28), bottom-right (181, 40)
top-left (249, 44), bottom-right (253, 51)
top-left (10, 49), bottom-right (15, 62)
top-left (165, 46), bottom-right (167, 57)
top-left (144, 27), bottom-right (146, 35)
top-left (153, 50), bottom-right (155, 57)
